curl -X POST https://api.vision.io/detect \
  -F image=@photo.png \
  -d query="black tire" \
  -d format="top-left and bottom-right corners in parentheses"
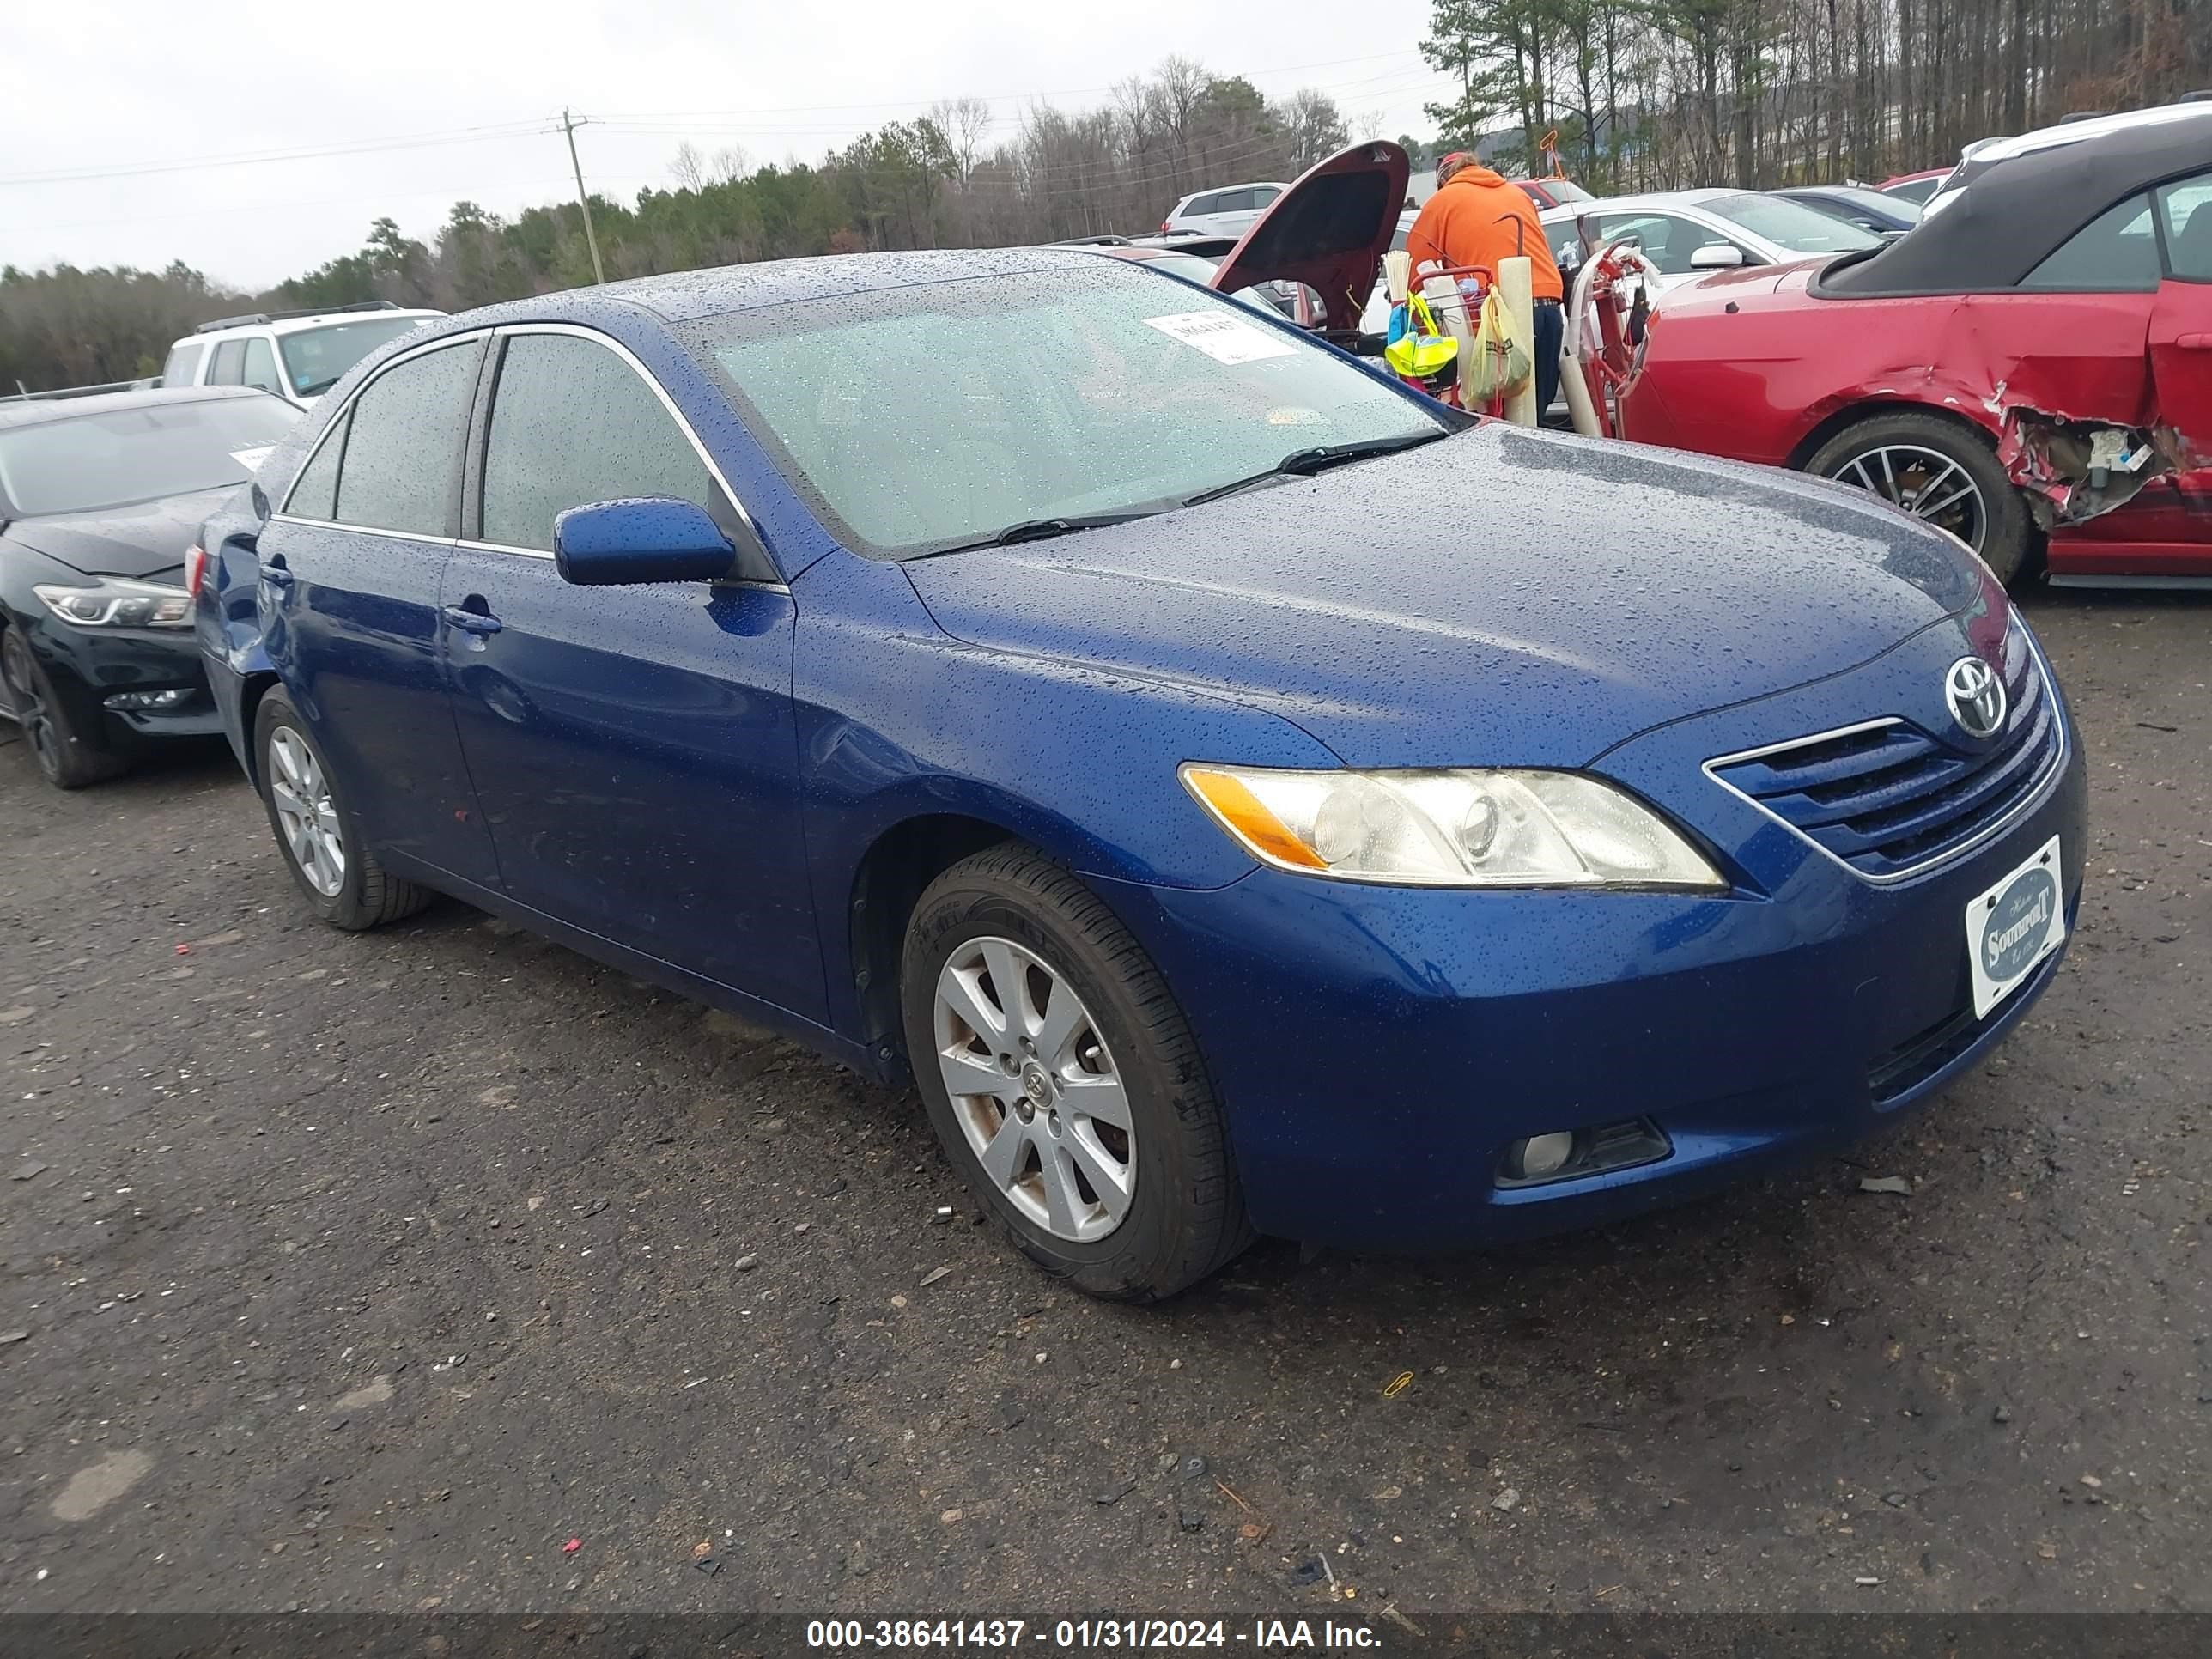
top-left (1804, 410), bottom-right (2035, 586)
top-left (252, 685), bottom-right (431, 931)
top-left (0, 626), bottom-right (128, 789)
top-left (900, 843), bottom-right (1249, 1302)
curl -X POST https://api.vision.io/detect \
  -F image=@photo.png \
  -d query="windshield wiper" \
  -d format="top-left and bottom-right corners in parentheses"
top-left (295, 377), bottom-right (343, 398)
top-left (919, 512), bottom-right (1158, 556)
top-left (1184, 429), bottom-right (1451, 507)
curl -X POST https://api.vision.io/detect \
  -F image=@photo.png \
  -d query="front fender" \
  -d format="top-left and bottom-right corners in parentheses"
top-left (791, 551), bottom-right (1330, 1039)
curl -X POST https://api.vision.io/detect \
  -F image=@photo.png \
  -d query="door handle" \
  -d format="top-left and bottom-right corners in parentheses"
top-left (258, 561), bottom-right (294, 589)
top-left (2176, 331), bottom-right (2212, 350)
top-left (442, 603), bottom-right (502, 636)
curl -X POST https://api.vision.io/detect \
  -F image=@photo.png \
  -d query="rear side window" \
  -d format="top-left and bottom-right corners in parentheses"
top-left (286, 411), bottom-right (347, 520)
top-left (162, 343), bottom-right (204, 387)
top-left (2157, 173), bottom-right (2212, 281)
top-left (479, 332), bottom-right (711, 551)
top-left (207, 340), bottom-right (246, 385)
top-left (240, 337), bottom-right (285, 396)
top-left (2021, 193), bottom-right (2160, 291)
top-left (1187, 192), bottom-right (1223, 216)
top-left (331, 342), bottom-right (479, 537)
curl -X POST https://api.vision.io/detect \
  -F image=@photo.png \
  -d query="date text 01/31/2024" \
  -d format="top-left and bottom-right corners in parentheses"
top-left (805, 1620), bottom-right (1383, 1650)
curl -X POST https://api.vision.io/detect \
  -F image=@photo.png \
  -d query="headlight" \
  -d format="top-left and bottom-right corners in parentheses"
top-left (33, 578), bottom-right (191, 629)
top-left (1180, 764), bottom-right (1726, 890)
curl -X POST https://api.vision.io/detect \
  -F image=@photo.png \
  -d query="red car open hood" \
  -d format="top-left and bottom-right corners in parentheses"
top-left (1210, 141), bottom-right (1409, 331)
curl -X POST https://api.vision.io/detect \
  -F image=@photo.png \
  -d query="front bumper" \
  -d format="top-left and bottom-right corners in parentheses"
top-left (17, 615), bottom-right (218, 743)
top-left (1106, 687), bottom-right (2087, 1254)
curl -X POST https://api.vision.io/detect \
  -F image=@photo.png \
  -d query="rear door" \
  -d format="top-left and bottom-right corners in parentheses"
top-left (260, 333), bottom-right (500, 885)
top-left (440, 325), bottom-right (823, 1018)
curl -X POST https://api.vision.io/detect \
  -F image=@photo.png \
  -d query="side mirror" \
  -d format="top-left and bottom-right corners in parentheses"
top-left (553, 497), bottom-right (735, 586)
top-left (1689, 244), bottom-right (1747, 270)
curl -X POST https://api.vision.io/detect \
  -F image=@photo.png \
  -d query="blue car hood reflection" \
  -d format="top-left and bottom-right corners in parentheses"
top-left (903, 424), bottom-right (1985, 767)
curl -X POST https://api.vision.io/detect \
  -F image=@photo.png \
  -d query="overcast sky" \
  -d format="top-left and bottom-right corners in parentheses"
top-left (2, 1), bottom-right (1447, 292)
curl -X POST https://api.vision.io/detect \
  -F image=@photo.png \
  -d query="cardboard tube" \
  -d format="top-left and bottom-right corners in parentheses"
top-left (1498, 255), bottom-right (1536, 427)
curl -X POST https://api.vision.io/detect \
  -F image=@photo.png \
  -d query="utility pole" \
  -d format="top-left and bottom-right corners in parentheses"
top-left (561, 107), bottom-right (607, 286)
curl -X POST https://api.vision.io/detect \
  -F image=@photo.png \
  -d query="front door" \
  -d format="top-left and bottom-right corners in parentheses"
top-left (261, 334), bottom-right (499, 885)
top-left (440, 326), bottom-right (824, 1021)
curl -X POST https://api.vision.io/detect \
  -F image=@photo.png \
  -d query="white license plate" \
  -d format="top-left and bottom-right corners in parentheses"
top-left (1966, 835), bottom-right (2065, 1019)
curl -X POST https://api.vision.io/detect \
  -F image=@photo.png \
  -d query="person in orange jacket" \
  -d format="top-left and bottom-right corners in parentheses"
top-left (1403, 152), bottom-right (1566, 412)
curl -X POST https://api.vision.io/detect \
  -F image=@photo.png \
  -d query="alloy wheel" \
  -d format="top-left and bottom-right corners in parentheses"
top-left (1, 635), bottom-right (62, 782)
top-left (933, 935), bottom-right (1134, 1243)
top-left (1828, 442), bottom-right (1989, 551)
top-left (267, 728), bottom-right (347, 897)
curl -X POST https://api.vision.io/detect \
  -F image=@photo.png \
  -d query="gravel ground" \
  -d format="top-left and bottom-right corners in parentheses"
top-left (0, 590), bottom-right (2205, 1618)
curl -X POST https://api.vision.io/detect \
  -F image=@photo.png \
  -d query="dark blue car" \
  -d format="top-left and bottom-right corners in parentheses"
top-left (197, 249), bottom-right (2085, 1299)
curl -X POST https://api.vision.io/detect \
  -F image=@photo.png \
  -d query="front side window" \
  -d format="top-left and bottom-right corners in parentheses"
top-left (207, 340), bottom-right (246, 385)
top-left (162, 343), bottom-right (204, 388)
top-left (479, 333), bottom-right (711, 551)
top-left (1595, 214), bottom-right (1745, 276)
top-left (2156, 173), bottom-right (2212, 281)
top-left (278, 316), bottom-right (433, 400)
top-left (1702, 192), bottom-right (1882, 253)
top-left (683, 262), bottom-right (1443, 559)
top-left (241, 337), bottom-right (284, 396)
top-left (330, 342), bottom-right (479, 537)
top-left (0, 396), bottom-right (295, 518)
top-left (2021, 193), bottom-right (2160, 291)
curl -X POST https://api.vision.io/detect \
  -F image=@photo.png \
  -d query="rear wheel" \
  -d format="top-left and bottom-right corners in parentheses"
top-left (1, 627), bottom-right (127, 789)
top-left (1804, 411), bottom-right (2033, 586)
top-left (253, 686), bottom-right (431, 931)
top-left (901, 844), bottom-right (1249, 1301)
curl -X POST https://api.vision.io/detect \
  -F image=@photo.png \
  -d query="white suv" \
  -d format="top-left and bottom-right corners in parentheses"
top-left (1159, 182), bottom-right (1289, 240)
top-left (161, 302), bottom-right (444, 410)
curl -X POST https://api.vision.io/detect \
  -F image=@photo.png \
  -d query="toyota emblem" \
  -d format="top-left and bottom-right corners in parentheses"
top-left (1944, 656), bottom-right (2007, 740)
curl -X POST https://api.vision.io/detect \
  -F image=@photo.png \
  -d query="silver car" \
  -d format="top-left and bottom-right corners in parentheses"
top-left (1159, 181), bottom-right (1289, 240)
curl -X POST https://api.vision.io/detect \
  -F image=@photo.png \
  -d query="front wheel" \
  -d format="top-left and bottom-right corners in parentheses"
top-left (253, 686), bottom-right (431, 931)
top-left (900, 845), bottom-right (1249, 1302)
top-left (1, 626), bottom-right (127, 789)
top-left (1803, 411), bottom-right (2034, 586)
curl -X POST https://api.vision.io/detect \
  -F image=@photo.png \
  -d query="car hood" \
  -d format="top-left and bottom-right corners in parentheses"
top-left (5, 483), bottom-right (236, 581)
top-left (903, 423), bottom-right (1990, 769)
top-left (1212, 141), bottom-right (1409, 331)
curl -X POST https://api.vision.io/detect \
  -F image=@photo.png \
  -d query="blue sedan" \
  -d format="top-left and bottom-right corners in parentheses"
top-left (196, 248), bottom-right (2084, 1299)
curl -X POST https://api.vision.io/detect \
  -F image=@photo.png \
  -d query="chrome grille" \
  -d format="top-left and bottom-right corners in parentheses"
top-left (1708, 622), bottom-right (2063, 882)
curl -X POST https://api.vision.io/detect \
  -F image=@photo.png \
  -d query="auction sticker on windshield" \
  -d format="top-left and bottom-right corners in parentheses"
top-left (1967, 835), bottom-right (2063, 1018)
top-left (1143, 311), bottom-right (1297, 365)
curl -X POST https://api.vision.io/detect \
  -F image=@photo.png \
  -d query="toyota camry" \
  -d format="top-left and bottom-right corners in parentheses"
top-left (194, 244), bottom-right (2085, 1300)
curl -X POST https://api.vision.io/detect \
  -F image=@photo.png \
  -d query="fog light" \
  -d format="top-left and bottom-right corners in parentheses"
top-left (103, 688), bottom-right (191, 711)
top-left (1509, 1132), bottom-right (1577, 1181)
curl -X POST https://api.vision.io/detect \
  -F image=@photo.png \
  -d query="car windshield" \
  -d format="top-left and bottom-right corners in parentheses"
top-left (1142, 252), bottom-right (1222, 284)
top-left (1541, 179), bottom-right (1592, 203)
top-left (276, 316), bottom-right (430, 398)
top-left (683, 264), bottom-right (1443, 559)
top-left (1820, 185), bottom-right (1922, 224)
top-left (0, 396), bottom-right (295, 517)
top-left (1887, 175), bottom-right (1945, 206)
top-left (1704, 192), bottom-right (1884, 252)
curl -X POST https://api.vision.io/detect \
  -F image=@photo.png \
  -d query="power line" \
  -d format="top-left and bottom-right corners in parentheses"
top-left (0, 119), bottom-right (556, 189)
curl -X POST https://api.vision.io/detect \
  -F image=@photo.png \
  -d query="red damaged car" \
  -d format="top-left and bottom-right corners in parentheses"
top-left (1614, 109), bottom-right (2212, 586)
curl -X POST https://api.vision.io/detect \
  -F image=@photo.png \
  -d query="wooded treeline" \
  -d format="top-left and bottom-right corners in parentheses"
top-left (6, 8), bottom-right (2206, 392)
top-left (1423, 0), bottom-right (2209, 190)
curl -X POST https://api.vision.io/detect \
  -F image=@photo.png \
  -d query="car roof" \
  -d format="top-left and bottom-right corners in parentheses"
top-left (186, 308), bottom-right (443, 342)
top-left (1959, 100), bottom-right (2212, 166)
top-left (0, 384), bottom-right (281, 431)
top-left (414, 247), bottom-right (1109, 332)
top-left (1538, 189), bottom-right (1740, 218)
top-left (1176, 181), bottom-right (1288, 203)
top-left (1827, 110), bottom-right (2212, 295)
